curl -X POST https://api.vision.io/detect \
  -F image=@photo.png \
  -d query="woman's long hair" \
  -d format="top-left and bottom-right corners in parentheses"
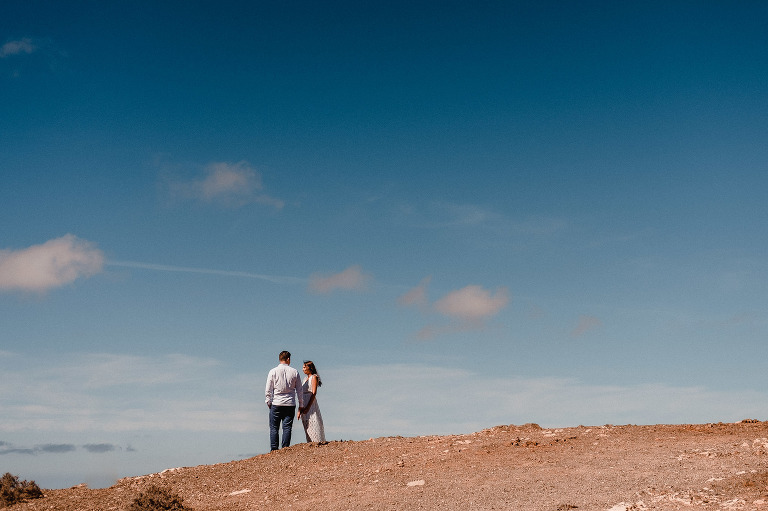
top-left (303, 360), bottom-right (322, 386)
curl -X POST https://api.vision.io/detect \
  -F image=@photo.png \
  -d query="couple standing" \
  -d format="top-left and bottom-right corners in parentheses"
top-left (264, 350), bottom-right (326, 450)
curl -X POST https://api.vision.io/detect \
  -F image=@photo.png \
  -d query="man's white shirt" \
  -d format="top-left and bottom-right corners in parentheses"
top-left (265, 363), bottom-right (304, 408)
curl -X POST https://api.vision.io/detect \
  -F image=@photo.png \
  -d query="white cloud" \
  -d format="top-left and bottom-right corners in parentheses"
top-left (397, 276), bottom-right (431, 308)
top-left (308, 265), bottom-right (371, 294)
top-left (0, 353), bottom-right (255, 433)
top-left (433, 285), bottom-right (509, 323)
top-left (0, 235), bottom-right (104, 293)
top-left (198, 162), bottom-right (254, 201)
top-left (398, 281), bottom-right (509, 339)
top-left (169, 161), bottom-right (284, 209)
top-left (320, 364), bottom-right (768, 439)
top-left (4, 356), bottom-right (767, 457)
top-left (0, 38), bottom-right (36, 58)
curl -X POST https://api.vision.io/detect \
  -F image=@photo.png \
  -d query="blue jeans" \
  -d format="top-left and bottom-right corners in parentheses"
top-left (269, 405), bottom-right (295, 451)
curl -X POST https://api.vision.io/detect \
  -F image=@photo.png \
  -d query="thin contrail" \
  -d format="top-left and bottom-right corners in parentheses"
top-left (107, 261), bottom-right (305, 285)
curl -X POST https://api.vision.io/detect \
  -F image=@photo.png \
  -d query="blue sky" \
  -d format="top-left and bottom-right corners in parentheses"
top-left (2, 0), bottom-right (768, 489)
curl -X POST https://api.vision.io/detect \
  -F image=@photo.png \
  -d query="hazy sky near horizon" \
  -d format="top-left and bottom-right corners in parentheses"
top-left (2, 0), bottom-right (768, 489)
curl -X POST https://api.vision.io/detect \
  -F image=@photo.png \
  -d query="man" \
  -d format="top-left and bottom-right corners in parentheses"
top-left (265, 350), bottom-right (304, 451)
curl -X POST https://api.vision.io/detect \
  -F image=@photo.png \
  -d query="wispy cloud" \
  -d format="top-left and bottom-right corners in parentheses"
top-left (82, 443), bottom-right (117, 453)
top-left (0, 235), bottom-right (104, 293)
top-left (0, 441), bottom-right (123, 455)
top-left (308, 265), bottom-right (371, 294)
top-left (571, 315), bottom-right (603, 337)
top-left (0, 444), bottom-right (35, 455)
top-left (166, 161), bottom-right (284, 209)
top-left (394, 201), bottom-right (495, 230)
top-left (0, 38), bottom-right (36, 58)
top-left (397, 276), bottom-right (431, 308)
top-left (39, 444), bottom-right (76, 454)
top-left (433, 285), bottom-right (509, 323)
top-left (397, 201), bottom-right (568, 236)
top-left (4, 355), bottom-right (767, 465)
top-left (400, 280), bottom-right (510, 339)
top-left (321, 364), bottom-right (768, 438)
top-left (0, 353), bottom-right (256, 433)
top-left (425, 202), bottom-right (496, 227)
top-left (107, 260), bottom-right (304, 286)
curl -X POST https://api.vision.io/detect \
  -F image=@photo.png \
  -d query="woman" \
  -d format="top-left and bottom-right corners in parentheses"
top-left (298, 360), bottom-right (326, 443)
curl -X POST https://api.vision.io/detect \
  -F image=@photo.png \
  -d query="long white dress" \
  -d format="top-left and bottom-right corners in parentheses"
top-left (301, 375), bottom-right (326, 443)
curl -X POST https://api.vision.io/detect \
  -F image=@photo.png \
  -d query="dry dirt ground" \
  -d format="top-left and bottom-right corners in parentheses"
top-left (12, 420), bottom-right (768, 511)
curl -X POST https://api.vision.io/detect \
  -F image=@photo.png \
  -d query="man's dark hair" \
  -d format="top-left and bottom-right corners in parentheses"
top-left (279, 350), bottom-right (291, 362)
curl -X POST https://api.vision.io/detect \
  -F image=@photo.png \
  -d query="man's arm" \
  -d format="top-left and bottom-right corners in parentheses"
top-left (265, 370), bottom-right (274, 407)
top-left (294, 372), bottom-right (304, 410)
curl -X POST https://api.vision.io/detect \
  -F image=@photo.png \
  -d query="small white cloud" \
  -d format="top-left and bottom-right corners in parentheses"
top-left (397, 276), bottom-right (431, 308)
top-left (308, 265), bottom-right (371, 294)
top-left (0, 235), bottom-right (104, 293)
top-left (433, 285), bottom-right (509, 324)
top-left (400, 281), bottom-right (510, 339)
top-left (0, 38), bottom-right (36, 58)
top-left (200, 162), bottom-right (254, 199)
top-left (571, 315), bottom-right (603, 337)
top-left (169, 161), bottom-right (283, 209)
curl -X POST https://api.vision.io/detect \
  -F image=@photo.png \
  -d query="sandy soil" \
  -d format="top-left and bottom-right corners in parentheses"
top-left (11, 420), bottom-right (768, 510)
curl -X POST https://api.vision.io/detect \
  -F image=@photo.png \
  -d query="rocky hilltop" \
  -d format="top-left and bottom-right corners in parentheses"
top-left (12, 421), bottom-right (768, 510)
